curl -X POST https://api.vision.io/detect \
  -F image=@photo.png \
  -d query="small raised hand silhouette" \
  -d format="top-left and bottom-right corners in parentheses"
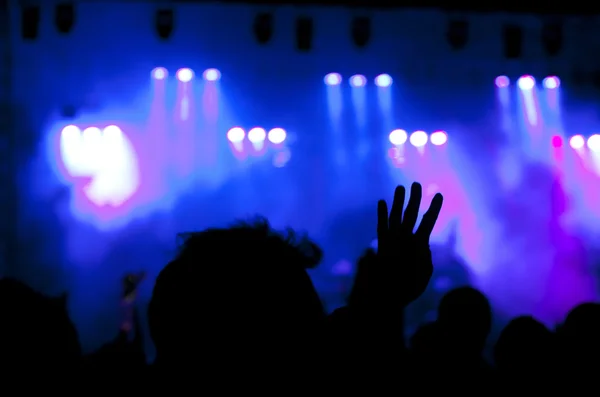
top-left (350, 182), bottom-right (443, 312)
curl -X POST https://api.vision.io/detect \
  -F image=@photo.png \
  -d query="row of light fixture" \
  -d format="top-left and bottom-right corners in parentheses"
top-left (389, 129), bottom-right (448, 147)
top-left (568, 134), bottom-right (600, 151)
top-left (324, 73), bottom-right (393, 87)
top-left (61, 125), bottom-right (124, 140)
top-left (495, 75), bottom-right (561, 89)
top-left (227, 127), bottom-right (287, 145)
top-left (151, 67), bottom-right (221, 82)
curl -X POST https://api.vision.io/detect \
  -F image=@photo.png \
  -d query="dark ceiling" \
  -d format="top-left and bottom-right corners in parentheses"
top-left (198, 0), bottom-right (598, 16)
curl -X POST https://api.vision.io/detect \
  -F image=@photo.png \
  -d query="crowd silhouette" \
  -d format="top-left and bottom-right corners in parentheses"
top-left (3, 182), bottom-right (599, 389)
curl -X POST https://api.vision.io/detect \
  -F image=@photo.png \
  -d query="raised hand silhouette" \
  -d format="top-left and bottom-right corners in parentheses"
top-left (350, 182), bottom-right (443, 313)
top-left (378, 182), bottom-right (443, 308)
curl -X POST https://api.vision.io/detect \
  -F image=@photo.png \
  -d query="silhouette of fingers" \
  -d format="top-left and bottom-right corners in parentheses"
top-left (389, 185), bottom-right (406, 233)
top-left (377, 199), bottom-right (389, 241)
top-left (402, 182), bottom-right (422, 234)
top-left (415, 192), bottom-right (444, 241)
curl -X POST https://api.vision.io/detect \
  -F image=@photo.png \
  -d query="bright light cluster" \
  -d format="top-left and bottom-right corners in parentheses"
top-left (151, 67), bottom-right (221, 82)
top-left (59, 124), bottom-right (139, 206)
top-left (567, 134), bottom-right (600, 152)
top-left (495, 75), bottom-right (561, 89)
top-left (388, 129), bottom-right (447, 147)
top-left (324, 73), bottom-right (393, 88)
top-left (226, 127), bottom-right (287, 145)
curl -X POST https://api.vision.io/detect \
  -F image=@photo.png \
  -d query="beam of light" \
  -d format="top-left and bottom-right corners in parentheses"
top-left (173, 79), bottom-right (196, 180)
top-left (540, 79), bottom-right (566, 170)
top-left (83, 126), bottom-right (139, 208)
top-left (496, 76), bottom-right (513, 136)
top-left (325, 76), bottom-right (345, 167)
top-left (227, 127), bottom-right (246, 156)
top-left (350, 82), bottom-right (368, 160)
top-left (517, 76), bottom-right (540, 128)
top-left (351, 85), bottom-right (367, 130)
top-left (376, 75), bottom-right (393, 136)
top-left (58, 124), bottom-right (140, 228)
top-left (495, 76), bottom-right (523, 189)
top-left (248, 127), bottom-right (267, 153)
top-left (543, 76), bottom-right (561, 113)
top-left (517, 75), bottom-right (544, 157)
top-left (562, 141), bottom-right (600, 228)
top-left (409, 130), bottom-right (428, 149)
top-left (588, 135), bottom-right (600, 176)
top-left (201, 74), bottom-right (220, 168)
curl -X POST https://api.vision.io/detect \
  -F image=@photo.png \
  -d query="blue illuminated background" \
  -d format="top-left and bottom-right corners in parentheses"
top-left (7, 3), bottom-right (600, 354)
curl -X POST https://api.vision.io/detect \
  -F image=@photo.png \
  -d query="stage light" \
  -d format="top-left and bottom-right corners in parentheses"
top-left (503, 24), bottom-right (523, 59)
top-left (551, 135), bottom-right (563, 148)
top-left (495, 76), bottom-right (510, 88)
top-left (542, 21), bottom-right (563, 57)
top-left (588, 134), bottom-right (600, 152)
top-left (430, 131), bottom-right (448, 146)
top-left (268, 128), bottom-right (286, 144)
top-left (374, 74), bottom-right (392, 87)
top-left (446, 19), bottom-right (469, 50)
top-left (176, 68), bottom-right (194, 83)
top-left (152, 67), bottom-right (167, 80)
top-left (351, 16), bottom-right (371, 48)
top-left (409, 131), bottom-right (428, 147)
top-left (203, 68), bottom-right (221, 82)
top-left (389, 129), bottom-right (407, 145)
top-left (324, 73), bottom-right (342, 86)
top-left (295, 17), bottom-right (313, 51)
top-left (82, 127), bottom-right (102, 149)
top-left (61, 124), bottom-right (80, 137)
top-left (248, 127), bottom-right (266, 143)
top-left (543, 76), bottom-right (560, 89)
top-left (253, 12), bottom-right (273, 44)
top-left (570, 135), bottom-right (585, 149)
top-left (21, 5), bottom-right (40, 40)
top-left (54, 3), bottom-right (74, 34)
top-left (517, 75), bottom-right (536, 90)
top-left (227, 127), bottom-right (245, 143)
top-left (349, 74), bottom-right (366, 87)
top-left (155, 8), bottom-right (174, 40)
top-left (103, 125), bottom-right (123, 142)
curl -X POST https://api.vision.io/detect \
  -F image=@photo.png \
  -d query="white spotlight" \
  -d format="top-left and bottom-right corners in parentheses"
top-left (227, 127), bottom-right (245, 143)
top-left (176, 68), bottom-right (194, 83)
top-left (389, 129), bottom-right (407, 145)
top-left (409, 131), bottom-right (428, 147)
top-left (517, 75), bottom-right (536, 90)
top-left (247, 127), bottom-right (266, 143)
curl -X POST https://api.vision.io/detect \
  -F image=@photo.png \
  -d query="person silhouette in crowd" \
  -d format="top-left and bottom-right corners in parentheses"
top-left (147, 217), bottom-right (325, 386)
top-left (329, 183), bottom-right (443, 385)
top-left (0, 278), bottom-right (81, 376)
top-left (409, 321), bottom-right (441, 375)
top-left (434, 286), bottom-right (493, 385)
top-left (556, 302), bottom-right (600, 383)
top-left (83, 273), bottom-right (146, 384)
top-left (493, 315), bottom-right (554, 388)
